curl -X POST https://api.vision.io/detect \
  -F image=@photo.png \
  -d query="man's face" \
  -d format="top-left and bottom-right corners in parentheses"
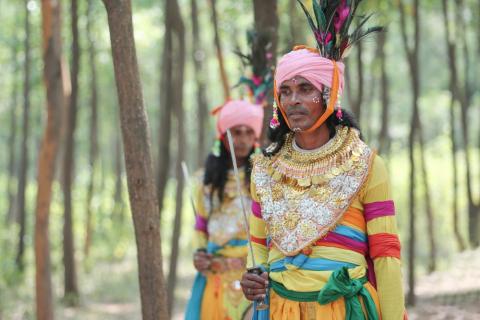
top-left (227, 125), bottom-right (256, 159)
top-left (279, 76), bottom-right (323, 131)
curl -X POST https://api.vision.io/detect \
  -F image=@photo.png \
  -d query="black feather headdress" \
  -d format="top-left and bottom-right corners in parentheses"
top-left (296, 0), bottom-right (384, 60)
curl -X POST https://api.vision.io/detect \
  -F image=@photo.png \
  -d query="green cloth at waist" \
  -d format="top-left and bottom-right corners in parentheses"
top-left (270, 267), bottom-right (379, 320)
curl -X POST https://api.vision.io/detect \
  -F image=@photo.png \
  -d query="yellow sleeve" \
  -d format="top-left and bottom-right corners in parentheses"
top-left (193, 172), bottom-right (208, 250)
top-left (247, 174), bottom-right (269, 270)
top-left (363, 155), bottom-right (407, 320)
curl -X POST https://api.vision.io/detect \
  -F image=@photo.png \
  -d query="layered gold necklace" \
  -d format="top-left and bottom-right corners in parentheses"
top-left (252, 126), bottom-right (374, 256)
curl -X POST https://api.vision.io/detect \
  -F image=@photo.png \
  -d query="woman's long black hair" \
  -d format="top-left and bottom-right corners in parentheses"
top-left (265, 107), bottom-right (362, 157)
top-left (203, 139), bottom-right (254, 209)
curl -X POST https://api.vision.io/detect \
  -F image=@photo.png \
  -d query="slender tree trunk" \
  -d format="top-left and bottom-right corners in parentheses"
top-left (62, 0), bottom-right (80, 302)
top-left (191, 0), bottom-right (208, 167)
top-left (253, 0), bottom-right (278, 145)
top-left (101, 1), bottom-right (168, 319)
top-left (113, 132), bottom-right (125, 220)
top-left (345, 57), bottom-right (352, 107)
top-left (455, 0), bottom-right (480, 247)
top-left (406, 105), bottom-right (417, 307)
top-left (165, 0), bottom-right (186, 314)
top-left (399, 0), bottom-right (420, 306)
top-left (288, 0), bottom-right (304, 49)
top-left (253, 0), bottom-right (278, 64)
top-left (36, 1), bottom-right (65, 319)
top-left (363, 62), bottom-right (376, 142)
top-left (377, 31), bottom-right (390, 156)
top-left (346, 40), bottom-right (364, 122)
top-left (353, 40), bottom-right (364, 121)
top-left (209, 0), bottom-right (230, 100)
top-left (477, 2), bottom-right (480, 200)
top-left (442, 0), bottom-right (467, 251)
top-left (15, 0), bottom-right (32, 270)
top-left (449, 97), bottom-right (466, 251)
top-left (417, 123), bottom-right (436, 272)
top-left (157, 0), bottom-right (173, 222)
top-left (84, 0), bottom-right (99, 259)
top-left (6, 40), bottom-right (19, 224)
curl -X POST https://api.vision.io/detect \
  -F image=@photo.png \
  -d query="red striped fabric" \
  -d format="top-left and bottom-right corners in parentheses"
top-left (368, 233), bottom-right (401, 259)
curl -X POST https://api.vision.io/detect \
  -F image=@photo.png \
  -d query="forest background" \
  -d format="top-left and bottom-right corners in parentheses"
top-left (0, 0), bottom-right (479, 319)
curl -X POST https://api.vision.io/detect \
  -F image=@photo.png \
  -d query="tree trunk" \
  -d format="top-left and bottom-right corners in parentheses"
top-left (191, 0), bottom-right (208, 168)
top-left (253, 0), bottom-right (278, 146)
top-left (399, 0), bottom-right (420, 306)
top-left (477, 0), bottom-right (480, 163)
top-left (455, 0), bottom-right (479, 248)
top-left (477, 1), bottom-right (480, 201)
top-left (156, 0), bottom-right (173, 223)
top-left (15, 0), bottom-right (32, 270)
top-left (377, 31), bottom-right (390, 156)
top-left (209, 0), bottom-right (230, 100)
top-left (84, 0), bottom-right (99, 259)
top-left (363, 62), bottom-right (376, 142)
top-left (62, 0), bottom-right (80, 303)
top-left (417, 123), bottom-right (436, 272)
top-left (406, 105), bottom-right (417, 307)
top-left (449, 96), bottom-right (466, 251)
top-left (113, 131), bottom-right (125, 220)
top-left (101, 1), bottom-right (168, 319)
top-left (165, 0), bottom-right (186, 314)
top-left (253, 0), bottom-right (278, 64)
top-left (6, 38), bottom-right (19, 225)
top-left (441, 0), bottom-right (466, 251)
top-left (347, 40), bottom-right (364, 122)
top-left (355, 40), bottom-right (364, 121)
top-left (288, 0), bottom-right (304, 50)
top-left (35, 1), bottom-right (65, 319)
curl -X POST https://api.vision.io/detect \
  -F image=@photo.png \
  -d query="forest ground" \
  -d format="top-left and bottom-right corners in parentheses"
top-left (3, 248), bottom-right (480, 320)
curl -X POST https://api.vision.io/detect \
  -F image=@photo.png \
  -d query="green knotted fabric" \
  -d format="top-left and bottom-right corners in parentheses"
top-left (317, 267), bottom-right (379, 320)
top-left (271, 267), bottom-right (379, 320)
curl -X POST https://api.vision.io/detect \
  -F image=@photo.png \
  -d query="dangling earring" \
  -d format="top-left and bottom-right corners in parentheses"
top-left (254, 141), bottom-right (262, 154)
top-left (336, 94), bottom-right (343, 121)
top-left (312, 97), bottom-right (321, 104)
top-left (212, 138), bottom-right (221, 157)
top-left (270, 102), bottom-right (280, 129)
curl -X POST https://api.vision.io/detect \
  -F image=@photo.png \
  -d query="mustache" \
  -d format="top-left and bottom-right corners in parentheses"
top-left (286, 106), bottom-right (309, 117)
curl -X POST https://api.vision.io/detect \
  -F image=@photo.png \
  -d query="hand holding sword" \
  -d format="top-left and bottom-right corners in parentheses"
top-left (225, 129), bottom-right (269, 310)
top-left (181, 161), bottom-right (210, 272)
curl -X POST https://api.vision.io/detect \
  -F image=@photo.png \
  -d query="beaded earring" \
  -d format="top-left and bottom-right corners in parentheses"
top-left (270, 102), bottom-right (280, 129)
top-left (212, 138), bottom-right (221, 157)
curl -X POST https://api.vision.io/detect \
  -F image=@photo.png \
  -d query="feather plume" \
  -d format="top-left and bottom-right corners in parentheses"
top-left (234, 30), bottom-right (274, 104)
top-left (296, 0), bottom-right (384, 60)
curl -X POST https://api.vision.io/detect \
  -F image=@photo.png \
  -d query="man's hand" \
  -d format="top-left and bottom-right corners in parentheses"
top-left (240, 271), bottom-right (269, 301)
top-left (193, 251), bottom-right (212, 272)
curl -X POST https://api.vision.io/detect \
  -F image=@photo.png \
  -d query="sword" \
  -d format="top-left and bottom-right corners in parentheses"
top-left (226, 130), bottom-right (257, 267)
top-left (181, 161), bottom-right (199, 218)
top-left (226, 129), bottom-right (268, 310)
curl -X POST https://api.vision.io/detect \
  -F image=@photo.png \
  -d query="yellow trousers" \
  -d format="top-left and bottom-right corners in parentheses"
top-left (269, 282), bottom-right (381, 320)
top-left (200, 270), bottom-right (251, 320)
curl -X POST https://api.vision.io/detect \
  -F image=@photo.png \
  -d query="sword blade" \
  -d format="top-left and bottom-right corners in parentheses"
top-left (181, 161), bottom-right (199, 218)
top-left (226, 129), bottom-right (257, 267)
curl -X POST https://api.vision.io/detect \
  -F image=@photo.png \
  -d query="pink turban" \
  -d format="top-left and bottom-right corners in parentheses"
top-left (215, 100), bottom-right (264, 139)
top-left (273, 47), bottom-right (345, 132)
top-left (275, 48), bottom-right (345, 94)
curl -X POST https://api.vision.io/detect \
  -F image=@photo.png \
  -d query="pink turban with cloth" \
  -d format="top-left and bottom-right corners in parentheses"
top-left (273, 47), bottom-right (345, 132)
top-left (275, 48), bottom-right (345, 94)
top-left (214, 100), bottom-right (264, 139)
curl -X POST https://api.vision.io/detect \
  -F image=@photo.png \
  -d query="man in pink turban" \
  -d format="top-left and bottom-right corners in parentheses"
top-left (240, 13), bottom-right (407, 320)
top-left (185, 99), bottom-right (264, 320)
